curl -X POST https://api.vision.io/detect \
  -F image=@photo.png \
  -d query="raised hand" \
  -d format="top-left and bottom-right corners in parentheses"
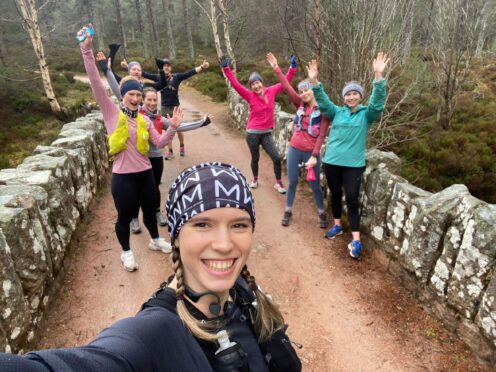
top-left (201, 60), bottom-right (210, 70)
top-left (76, 24), bottom-right (93, 48)
top-left (219, 56), bottom-right (231, 68)
top-left (290, 55), bottom-right (297, 69)
top-left (121, 59), bottom-right (129, 70)
top-left (306, 59), bottom-right (319, 84)
top-left (168, 107), bottom-right (184, 129)
top-left (96, 51), bottom-right (106, 62)
top-left (266, 52), bottom-right (278, 69)
top-left (372, 52), bottom-right (390, 76)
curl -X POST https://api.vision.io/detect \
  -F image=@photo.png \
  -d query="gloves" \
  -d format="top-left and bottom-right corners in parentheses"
top-left (155, 58), bottom-right (165, 70)
top-left (219, 56), bottom-right (231, 68)
top-left (290, 55), bottom-right (297, 69)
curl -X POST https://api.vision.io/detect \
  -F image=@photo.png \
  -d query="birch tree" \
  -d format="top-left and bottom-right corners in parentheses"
top-left (161, 0), bottom-right (176, 59)
top-left (133, 0), bottom-right (149, 58)
top-left (16, 0), bottom-right (61, 114)
top-left (193, 0), bottom-right (223, 60)
top-left (182, 0), bottom-right (195, 62)
top-left (216, 0), bottom-right (236, 70)
top-left (0, 23), bottom-right (6, 67)
top-left (146, 0), bottom-right (159, 57)
top-left (114, 0), bottom-right (127, 59)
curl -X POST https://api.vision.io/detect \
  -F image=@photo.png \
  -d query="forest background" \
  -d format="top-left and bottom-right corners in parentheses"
top-left (1, 0), bottom-right (496, 203)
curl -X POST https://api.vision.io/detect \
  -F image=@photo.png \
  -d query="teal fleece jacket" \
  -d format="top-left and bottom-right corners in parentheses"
top-left (312, 79), bottom-right (387, 167)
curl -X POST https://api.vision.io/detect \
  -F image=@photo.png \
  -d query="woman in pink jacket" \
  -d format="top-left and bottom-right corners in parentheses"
top-left (219, 56), bottom-right (297, 194)
top-left (78, 25), bottom-right (180, 272)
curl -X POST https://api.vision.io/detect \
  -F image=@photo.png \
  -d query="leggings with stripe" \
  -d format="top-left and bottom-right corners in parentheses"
top-left (245, 132), bottom-right (282, 180)
top-left (324, 163), bottom-right (365, 231)
top-left (111, 169), bottom-right (159, 251)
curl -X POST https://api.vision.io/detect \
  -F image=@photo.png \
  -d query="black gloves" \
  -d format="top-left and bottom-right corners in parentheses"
top-left (219, 56), bottom-right (231, 68)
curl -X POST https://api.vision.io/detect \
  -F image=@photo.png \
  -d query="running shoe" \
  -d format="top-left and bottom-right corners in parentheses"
top-left (130, 218), bottom-right (141, 234)
top-left (148, 238), bottom-right (172, 254)
top-left (120, 250), bottom-right (139, 272)
top-left (318, 212), bottom-right (329, 229)
top-left (249, 180), bottom-right (259, 189)
top-left (348, 240), bottom-right (363, 260)
top-left (274, 182), bottom-right (287, 194)
top-left (156, 211), bottom-right (167, 226)
top-left (179, 146), bottom-right (185, 157)
top-left (325, 224), bottom-right (343, 239)
top-left (164, 151), bottom-right (175, 160)
top-left (281, 211), bottom-right (292, 226)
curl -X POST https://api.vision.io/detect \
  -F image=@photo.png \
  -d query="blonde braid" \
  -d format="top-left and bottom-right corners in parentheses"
top-left (241, 265), bottom-right (285, 342)
top-left (172, 247), bottom-right (219, 342)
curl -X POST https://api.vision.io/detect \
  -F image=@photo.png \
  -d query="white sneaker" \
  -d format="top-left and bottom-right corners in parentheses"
top-left (130, 218), bottom-right (141, 234)
top-left (274, 182), bottom-right (287, 194)
top-left (148, 237), bottom-right (172, 254)
top-left (249, 180), bottom-right (259, 189)
top-left (156, 211), bottom-right (167, 226)
top-left (120, 250), bottom-right (139, 272)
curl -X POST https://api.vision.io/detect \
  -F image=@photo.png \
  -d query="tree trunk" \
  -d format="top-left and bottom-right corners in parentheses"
top-left (16, 0), bottom-right (61, 114)
top-left (399, 0), bottom-right (414, 64)
top-left (217, 0), bottom-right (236, 71)
top-left (193, 0), bottom-right (223, 58)
top-left (114, 0), bottom-right (127, 59)
top-left (161, 0), bottom-right (176, 59)
top-left (314, 0), bottom-right (321, 66)
top-left (146, 0), bottom-right (159, 57)
top-left (134, 0), bottom-right (149, 58)
top-left (182, 0), bottom-right (195, 62)
top-left (0, 23), bottom-right (7, 67)
top-left (82, 0), bottom-right (103, 51)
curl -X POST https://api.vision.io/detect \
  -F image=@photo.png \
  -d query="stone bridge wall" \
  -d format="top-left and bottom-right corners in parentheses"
top-left (227, 87), bottom-right (496, 364)
top-left (0, 112), bottom-right (108, 353)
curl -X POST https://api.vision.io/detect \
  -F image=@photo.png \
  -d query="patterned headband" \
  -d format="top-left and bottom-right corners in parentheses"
top-left (165, 162), bottom-right (256, 245)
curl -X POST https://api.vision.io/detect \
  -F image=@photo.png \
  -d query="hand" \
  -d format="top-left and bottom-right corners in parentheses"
top-left (306, 59), bottom-right (319, 84)
top-left (76, 24), bottom-right (93, 48)
top-left (372, 52), bottom-right (390, 75)
top-left (201, 60), bottom-right (210, 70)
top-left (168, 107), bottom-right (183, 129)
top-left (219, 56), bottom-right (231, 68)
top-left (266, 52), bottom-right (278, 69)
top-left (96, 51), bottom-right (106, 62)
top-left (306, 156), bottom-right (317, 169)
top-left (121, 59), bottom-right (128, 70)
top-left (290, 54), bottom-right (297, 69)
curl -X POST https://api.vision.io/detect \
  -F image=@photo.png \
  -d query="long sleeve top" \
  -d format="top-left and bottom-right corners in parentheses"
top-left (273, 67), bottom-right (330, 156)
top-left (80, 45), bottom-right (175, 174)
top-left (222, 66), bottom-right (297, 132)
top-left (142, 69), bottom-right (197, 107)
top-left (312, 79), bottom-right (387, 167)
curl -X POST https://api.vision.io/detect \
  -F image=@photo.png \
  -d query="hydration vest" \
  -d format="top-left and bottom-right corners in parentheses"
top-left (108, 111), bottom-right (149, 156)
top-left (293, 105), bottom-right (322, 138)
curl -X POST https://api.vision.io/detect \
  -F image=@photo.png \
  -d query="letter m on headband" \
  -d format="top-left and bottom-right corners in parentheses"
top-left (215, 180), bottom-right (240, 205)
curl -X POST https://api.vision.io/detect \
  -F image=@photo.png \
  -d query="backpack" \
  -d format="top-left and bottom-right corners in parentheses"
top-left (141, 279), bottom-right (302, 372)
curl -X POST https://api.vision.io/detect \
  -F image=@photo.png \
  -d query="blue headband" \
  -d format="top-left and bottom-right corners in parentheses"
top-left (248, 72), bottom-right (262, 85)
top-left (342, 82), bottom-right (364, 98)
top-left (297, 81), bottom-right (314, 91)
top-left (120, 79), bottom-right (143, 96)
top-left (166, 162), bottom-right (256, 245)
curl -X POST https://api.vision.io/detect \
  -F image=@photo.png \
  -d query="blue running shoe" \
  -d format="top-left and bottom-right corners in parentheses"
top-left (348, 240), bottom-right (363, 259)
top-left (325, 224), bottom-right (343, 239)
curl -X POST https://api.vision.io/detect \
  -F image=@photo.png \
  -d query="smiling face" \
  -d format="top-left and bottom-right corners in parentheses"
top-left (143, 91), bottom-right (158, 112)
top-left (122, 90), bottom-right (142, 111)
top-left (163, 63), bottom-right (172, 75)
top-left (344, 90), bottom-right (362, 110)
top-left (129, 65), bottom-right (142, 78)
top-left (176, 207), bottom-right (253, 296)
top-left (250, 80), bottom-right (264, 95)
top-left (299, 87), bottom-right (315, 104)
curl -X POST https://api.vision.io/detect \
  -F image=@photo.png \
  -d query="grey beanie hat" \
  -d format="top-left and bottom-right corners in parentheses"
top-left (248, 72), bottom-right (263, 85)
top-left (128, 61), bottom-right (142, 72)
top-left (342, 82), bottom-right (364, 98)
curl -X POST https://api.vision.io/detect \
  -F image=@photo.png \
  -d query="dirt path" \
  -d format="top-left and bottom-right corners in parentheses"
top-left (36, 86), bottom-right (486, 371)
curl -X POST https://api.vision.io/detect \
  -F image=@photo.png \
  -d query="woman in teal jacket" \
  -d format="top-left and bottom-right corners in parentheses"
top-left (307, 52), bottom-right (389, 259)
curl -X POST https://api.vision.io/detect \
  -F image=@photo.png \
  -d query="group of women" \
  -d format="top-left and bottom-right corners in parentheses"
top-left (0, 23), bottom-right (389, 371)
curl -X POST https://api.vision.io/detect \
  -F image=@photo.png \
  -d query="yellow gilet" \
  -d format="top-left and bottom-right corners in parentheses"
top-left (109, 111), bottom-right (149, 156)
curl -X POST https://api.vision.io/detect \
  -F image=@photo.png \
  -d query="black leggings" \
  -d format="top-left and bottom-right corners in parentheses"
top-left (324, 164), bottom-right (365, 232)
top-left (132, 157), bottom-right (164, 218)
top-left (111, 170), bottom-right (159, 251)
top-left (245, 132), bottom-right (282, 179)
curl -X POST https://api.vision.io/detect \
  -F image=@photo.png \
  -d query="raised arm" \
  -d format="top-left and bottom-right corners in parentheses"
top-left (270, 55), bottom-right (298, 96)
top-left (267, 53), bottom-right (301, 107)
top-left (78, 26), bottom-right (118, 132)
top-left (219, 56), bottom-right (252, 101)
top-left (96, 52), bottom-right (122, 100)
top-left (365, 52), bottom-right (389, 124)
top-left (307, 59), bottom-right (337, 120)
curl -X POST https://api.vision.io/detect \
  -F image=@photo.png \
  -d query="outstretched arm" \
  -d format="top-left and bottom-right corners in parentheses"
top-left (267, 52), bottom-right (301, 107)
top-left (78, 25), bottom-right (118, 132)
top-left (366, 52), bottom-right (389, 124)
top-left (307, 59), bottom-right (337, 120)
top-left (271, 55), bottom-right (297, 96)
top-left (220, 56), bottom-right (252, 101)
top-left (149, 107), bottom-right (184, 148)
